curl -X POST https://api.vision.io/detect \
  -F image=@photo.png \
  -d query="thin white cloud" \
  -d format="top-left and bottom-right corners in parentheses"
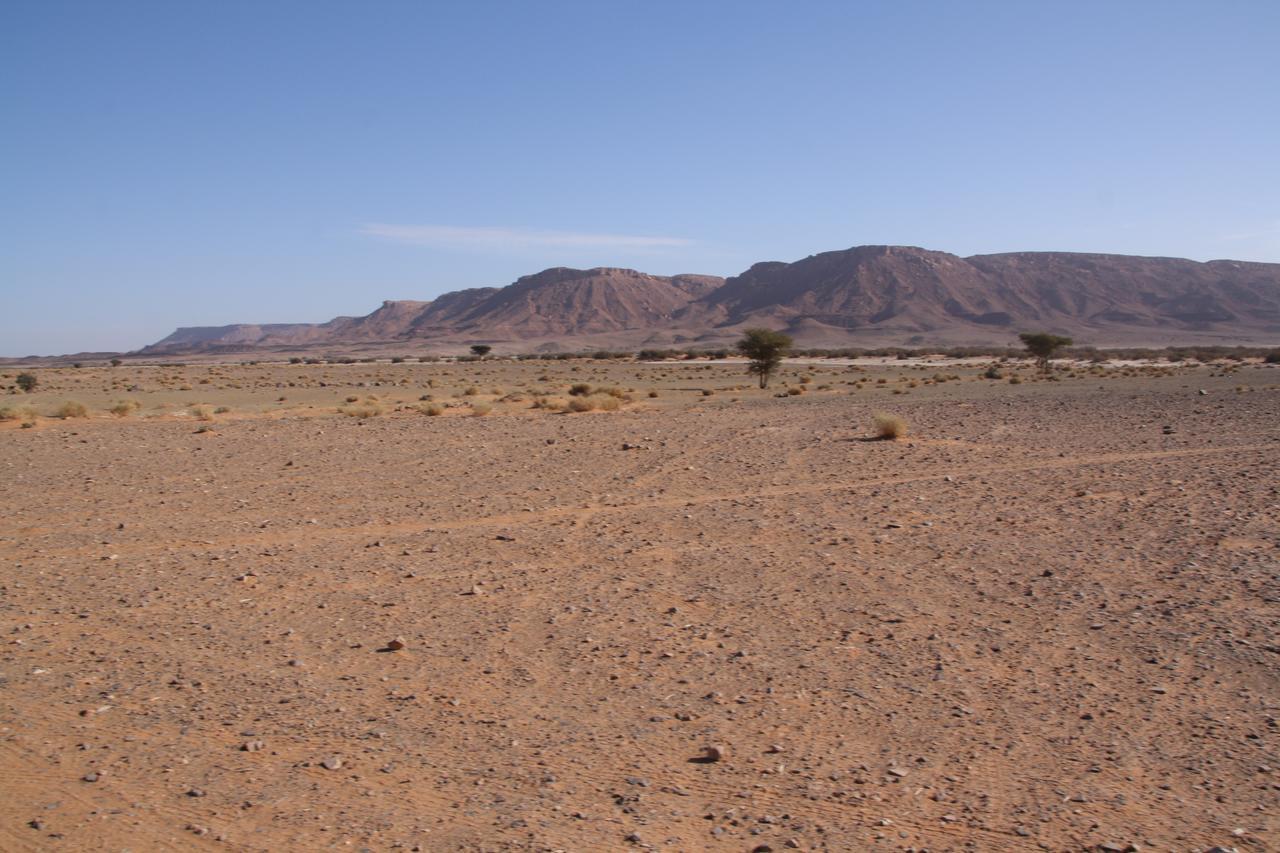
top-left (1222, 219), bottom-right (1280, 242)
top-left (360, 223), bottom-right (693, 251)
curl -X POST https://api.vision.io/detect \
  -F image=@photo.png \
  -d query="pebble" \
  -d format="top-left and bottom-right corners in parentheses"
top-left (321, 756), bottom-right (343, 770)
top-left (386, 637), bottom-right (406, 651)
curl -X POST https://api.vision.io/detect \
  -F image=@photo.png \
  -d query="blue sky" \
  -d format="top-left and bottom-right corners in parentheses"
top-left (2, 1), bottom-right (1278, 355)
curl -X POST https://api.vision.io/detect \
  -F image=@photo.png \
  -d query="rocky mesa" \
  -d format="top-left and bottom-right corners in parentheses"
top-left (142, 245), bottom-right (1280, 353)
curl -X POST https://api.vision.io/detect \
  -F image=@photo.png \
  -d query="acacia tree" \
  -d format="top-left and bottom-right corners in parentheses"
top-left (470, 344), bottom-right (492, 358)
top-left (736, 328), bottom-right (793, 388)
top-left (1019, 332), bottom-right (1073, 373)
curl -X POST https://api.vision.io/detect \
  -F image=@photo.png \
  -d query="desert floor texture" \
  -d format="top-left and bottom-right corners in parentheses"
top-left (1, 358), bottom-right (1278, 852)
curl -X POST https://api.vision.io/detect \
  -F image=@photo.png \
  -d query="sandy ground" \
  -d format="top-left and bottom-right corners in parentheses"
top-left (1, 359), bottom-right (1278, 851)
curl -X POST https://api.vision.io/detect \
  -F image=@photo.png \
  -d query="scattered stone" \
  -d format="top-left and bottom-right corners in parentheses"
top-left (321, 755), bottom-right (343, 770)
top-left (241, 740), bottom-right (265, 752)
top-left (690, 745), bottom-right (724, 763)
top-left (385, 637), bottom-right (406, 651)
top-left (81, 772), bottom-right (99, 782)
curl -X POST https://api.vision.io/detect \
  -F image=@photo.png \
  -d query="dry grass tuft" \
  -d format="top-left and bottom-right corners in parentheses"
top-left (0, 404), bottom-right (37, 421)
top-left (52, 401), bottom-right (89, 419)
top-left (538, 396), bottom-right (568, 412)
top-left (419, 402), bottom-right (445, 416)
top-left (872, 411), bottom-right (908, 440)
top-left (189, 405), bottom-right (214, 421)
top-left (109, 399), bottom-right (142, 417)
top-left (339, 398), bottom-right (384, 418)
top-left (470, 402), bottom-right (493, 416)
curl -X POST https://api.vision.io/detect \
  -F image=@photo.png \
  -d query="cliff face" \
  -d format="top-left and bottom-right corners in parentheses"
top-left (684, 246), bottom-right (1280, 342)
top-left (141, 247), bottom-right (1280, 353)
top-left (437, 268), bottom-right (728, 337)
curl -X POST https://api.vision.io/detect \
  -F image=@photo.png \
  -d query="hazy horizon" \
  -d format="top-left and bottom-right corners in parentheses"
top-left (4, 1), bottom-right (1278, 355)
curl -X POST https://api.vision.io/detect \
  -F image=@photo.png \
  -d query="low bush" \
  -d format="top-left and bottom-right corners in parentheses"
top-left (53, 401), bottom-right (88, 419)
top-left (0, 404), bottom-right (36, 421)
top-left (872, 412), bottom-right (908, 440)
top-left (339, 398), bottom-right (384, 418)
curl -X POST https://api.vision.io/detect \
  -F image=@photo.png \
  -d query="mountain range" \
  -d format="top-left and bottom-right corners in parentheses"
top-left (141, 245), bottom-right (1280, 354)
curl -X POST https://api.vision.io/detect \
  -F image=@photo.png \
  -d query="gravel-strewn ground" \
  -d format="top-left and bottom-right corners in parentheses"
top-left (2, 360), bottom-right (1277, 851)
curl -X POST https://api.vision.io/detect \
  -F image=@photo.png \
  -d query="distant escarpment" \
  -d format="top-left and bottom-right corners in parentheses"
top-left (141, 246), bottom-right (1280, 354)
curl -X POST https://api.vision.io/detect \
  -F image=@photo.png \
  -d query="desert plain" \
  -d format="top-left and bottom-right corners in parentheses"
top-left (1, 356), bottom-right (1277, 852)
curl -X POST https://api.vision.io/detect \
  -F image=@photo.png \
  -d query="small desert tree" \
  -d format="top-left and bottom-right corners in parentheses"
top-left (736, 328), bottom-right (793, 388)
top-left (16, 372), bottom-right (37, 393)
top-left (470, 344), bottom-right (492, 358)
top-left (1019, 332), bottom-right (1073, 373)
